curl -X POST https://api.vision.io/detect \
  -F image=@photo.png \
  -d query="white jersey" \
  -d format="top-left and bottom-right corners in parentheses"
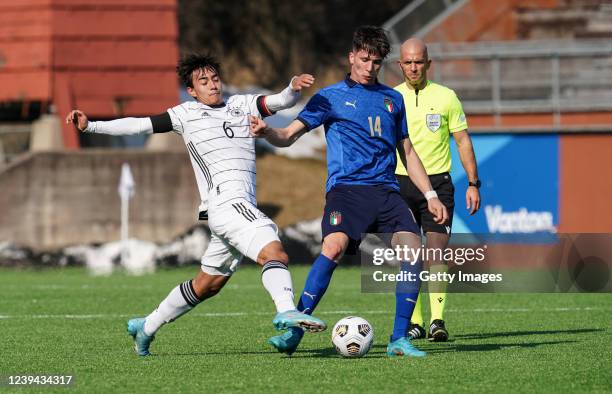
top-left (82, 83), bottom-right (301, 273)
top-left (167, 95), bottom-right (263, 214)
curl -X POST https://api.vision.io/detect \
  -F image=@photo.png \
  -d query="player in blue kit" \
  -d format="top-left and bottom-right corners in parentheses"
top-left (250, 26), bottom-right (448, 357)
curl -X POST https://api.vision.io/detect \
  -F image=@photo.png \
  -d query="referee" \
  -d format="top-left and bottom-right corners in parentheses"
top-left (394, 38), bottom-right (481, 341)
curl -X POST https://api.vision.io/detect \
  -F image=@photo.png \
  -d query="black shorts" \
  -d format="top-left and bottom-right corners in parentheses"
top-left (397, 173), bottom-right (455, 234)
top-left (321, 184), bottom-right (420, 254)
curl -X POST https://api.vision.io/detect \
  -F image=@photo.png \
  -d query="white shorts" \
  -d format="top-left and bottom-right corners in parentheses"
top-left (201, 199), bottom-right (279, 276)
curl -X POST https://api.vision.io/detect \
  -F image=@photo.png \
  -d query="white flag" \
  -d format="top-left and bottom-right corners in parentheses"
top-left (118, 163), bottom-right (135, 200)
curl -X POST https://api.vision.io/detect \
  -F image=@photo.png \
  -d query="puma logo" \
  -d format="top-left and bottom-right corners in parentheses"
top-left (344, 100), bottom-right (357, 109)
top-left (303, 291), bottom-right (316, 300)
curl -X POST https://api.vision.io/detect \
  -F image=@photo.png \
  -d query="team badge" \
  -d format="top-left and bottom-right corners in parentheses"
top-left (426, 114), bottom-right (442, 132)
top-left (230, 108), bottom-right (244, 117)
top-left (384, 98), bottom-right (393, 113)
top-left (330, 211), bottom-right (342, 226)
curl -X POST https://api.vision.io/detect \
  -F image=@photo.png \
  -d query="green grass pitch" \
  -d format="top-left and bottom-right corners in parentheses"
top-left (1, 266), bottom-right (610, 393)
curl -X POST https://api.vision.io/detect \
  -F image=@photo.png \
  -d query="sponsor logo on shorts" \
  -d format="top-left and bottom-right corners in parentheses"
top-left (330, 211), bottom-right (342, 226)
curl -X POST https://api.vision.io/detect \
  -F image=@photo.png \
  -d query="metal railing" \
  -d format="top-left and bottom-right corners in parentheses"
top-left (382, 0), bottom-right (465, 47)
top-left (382, 39), bottom-right (612, 129)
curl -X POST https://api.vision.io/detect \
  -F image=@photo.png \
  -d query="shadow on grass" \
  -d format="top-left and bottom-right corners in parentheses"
top-left (363, 337), bottom-right (580, 354)
top-left (453, 328), bottom-right (604, 340)
top-left (422, 340), bottom-right (579, 353)
top-left (161, 328), bottom-right (597, 357)
top-left (295, 346), bottom-right (388, 359)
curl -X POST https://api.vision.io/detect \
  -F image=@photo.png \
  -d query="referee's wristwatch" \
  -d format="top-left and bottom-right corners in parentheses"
top-left (468, 180), bottom-right (481, 189)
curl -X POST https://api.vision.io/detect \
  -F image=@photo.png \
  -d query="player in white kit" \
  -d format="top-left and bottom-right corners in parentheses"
top-left (66, 54), bottom-right (326, 356)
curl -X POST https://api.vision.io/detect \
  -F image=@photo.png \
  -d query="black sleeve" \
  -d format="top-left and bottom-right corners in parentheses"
top-left (150, 112), bottom-right (173, 133)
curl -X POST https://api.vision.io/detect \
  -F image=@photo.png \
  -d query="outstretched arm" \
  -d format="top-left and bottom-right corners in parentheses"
top-left (259, 74), bottom-right (315, 114)
top-left (65, 110), bottom-right (173, 135)
top-left (249, 116), bottom-right (307, 147)
top-left (399, 137), bottom-right (449, 224)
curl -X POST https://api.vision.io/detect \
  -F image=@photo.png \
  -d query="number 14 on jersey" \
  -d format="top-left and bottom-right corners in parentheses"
top-left (368, 116), bottom-right (381, 137)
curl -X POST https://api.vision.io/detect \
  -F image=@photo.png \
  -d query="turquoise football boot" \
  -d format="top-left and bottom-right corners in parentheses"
top-left (272, 310), bottom-right (327, 332)
top-left (386, 336), bottom-right (426, 357)
top-left (268, 327), bottom-right (305, 355)
top-left (127, 318), bottom-right (155, 356)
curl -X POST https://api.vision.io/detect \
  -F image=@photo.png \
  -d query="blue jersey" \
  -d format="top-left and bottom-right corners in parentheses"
top-left (297, 76), bottom-right (408, 192)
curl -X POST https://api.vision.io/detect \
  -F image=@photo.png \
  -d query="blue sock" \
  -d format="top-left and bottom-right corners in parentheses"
top-left (297, 254), bottom-right (337, 315)
top-left (391, 261), bottom-right (422, 342)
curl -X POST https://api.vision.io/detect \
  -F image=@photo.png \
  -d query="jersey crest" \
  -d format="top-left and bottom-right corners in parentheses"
top-left (426, 113), bottom-right (442, 132)
top-left (230, 108), bottom-right (245, 117)
top-left (384, 98), bottom-right (393, 113)
top-left (330, 211), bottom-right (342, 226)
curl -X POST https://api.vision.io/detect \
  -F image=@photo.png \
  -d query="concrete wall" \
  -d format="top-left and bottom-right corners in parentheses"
top-left (0, 150), bottom-right (199, 249)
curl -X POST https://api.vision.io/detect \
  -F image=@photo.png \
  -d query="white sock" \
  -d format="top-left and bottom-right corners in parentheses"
top-left (143, 280), bottom-right (201, 336)
top-left (261, 261), bottom-right (296, 313)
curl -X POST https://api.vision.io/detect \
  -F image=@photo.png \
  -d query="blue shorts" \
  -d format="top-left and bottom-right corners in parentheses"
top-left (321, 184), bottom-right (419, 254)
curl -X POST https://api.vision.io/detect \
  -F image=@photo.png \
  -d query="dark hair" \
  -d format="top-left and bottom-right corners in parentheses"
top-left (352, 25), bottom-right (391, 59)
top-left (176, 54), bottom-right (221, 88)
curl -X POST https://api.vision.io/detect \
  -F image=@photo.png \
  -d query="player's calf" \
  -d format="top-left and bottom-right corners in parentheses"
top-left (129, 272), bottom-right (225, 356)
top-left (191, 270), bottom-right (231, 300)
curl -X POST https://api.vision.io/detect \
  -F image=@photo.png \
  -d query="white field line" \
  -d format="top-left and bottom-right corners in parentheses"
top-left (0, 284), bottom-right (360, 291)
top-left (0, 306), bottom-right (605, 320)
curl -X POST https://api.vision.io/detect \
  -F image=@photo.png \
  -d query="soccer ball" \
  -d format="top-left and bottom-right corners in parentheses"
top-left (331, 316), bottom-right (374, 357)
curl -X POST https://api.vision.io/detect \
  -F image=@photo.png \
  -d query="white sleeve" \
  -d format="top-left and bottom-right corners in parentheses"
top-left (263, 78), bottom-right (301, 112)
top-left (84, 117), bottom-right (153, 135)
top-left (167, 106), bottom-right (186, 135)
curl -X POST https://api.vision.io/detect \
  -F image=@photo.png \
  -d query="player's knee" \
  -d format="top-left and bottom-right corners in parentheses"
top-left (257, 241), bottom-right (289, 266)
top-left (321, 240), bottom-right (345, 262)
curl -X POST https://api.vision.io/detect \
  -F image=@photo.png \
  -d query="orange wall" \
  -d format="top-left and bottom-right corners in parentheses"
top-left (0, 0), bottom-right (179, 148)
top-left (559, 134), bottom-right (612, 232)
top-left (423, 0), bottom-right (562, 42)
